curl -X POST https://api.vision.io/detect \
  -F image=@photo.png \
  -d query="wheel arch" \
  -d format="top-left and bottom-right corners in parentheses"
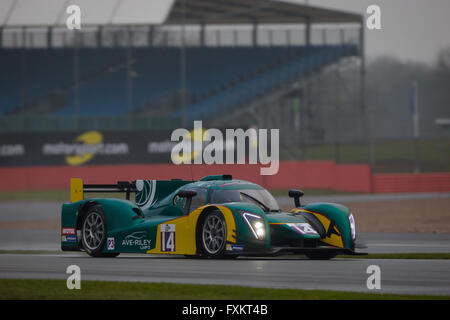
top-left (77, 198), bottom-right (140, 234)
top-left (293, 203), bottom-right (353, 249)
top-left (193, 205), bottom-right (237, 254)
top-left (76, 200), bottom-right (99, 231)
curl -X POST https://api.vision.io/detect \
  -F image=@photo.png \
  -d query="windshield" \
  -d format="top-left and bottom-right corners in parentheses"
top-left (209, 188), bottom-right (280, 212)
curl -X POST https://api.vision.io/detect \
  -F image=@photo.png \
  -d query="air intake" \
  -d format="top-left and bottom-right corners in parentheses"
top-left (200, 174), bottom-right (232, 181)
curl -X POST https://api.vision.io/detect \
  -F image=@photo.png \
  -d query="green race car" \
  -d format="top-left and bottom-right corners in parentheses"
top-left (61, 174), bottom-right (364, 259)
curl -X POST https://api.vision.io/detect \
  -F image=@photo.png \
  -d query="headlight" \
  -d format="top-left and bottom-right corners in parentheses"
top-left (349, 213), bottom-right (356, 240)
top-left (241, 212), bottom-right (266, 240)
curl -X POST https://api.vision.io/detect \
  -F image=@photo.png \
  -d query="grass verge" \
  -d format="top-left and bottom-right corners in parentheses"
top-left (0, 279), bottom-right (448, 300)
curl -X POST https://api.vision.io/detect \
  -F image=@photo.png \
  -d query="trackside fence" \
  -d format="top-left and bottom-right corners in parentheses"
top-left (0, 161), bottom-right (449, 193)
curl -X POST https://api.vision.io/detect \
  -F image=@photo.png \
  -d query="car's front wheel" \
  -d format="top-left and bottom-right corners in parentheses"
top-left (81, 205), bottom-right (119, 258)
top-left (198, 210), bottom-right (227, 258)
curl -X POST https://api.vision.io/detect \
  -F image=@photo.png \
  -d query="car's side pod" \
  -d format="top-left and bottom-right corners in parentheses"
top-left (291, 203), bottom-right (354, 249)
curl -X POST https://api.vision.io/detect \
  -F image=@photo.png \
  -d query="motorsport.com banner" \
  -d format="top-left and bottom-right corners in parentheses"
top-left (0, 129), bottom-right (244, 167)
top-left (0, 130), bottom-right (176, 167)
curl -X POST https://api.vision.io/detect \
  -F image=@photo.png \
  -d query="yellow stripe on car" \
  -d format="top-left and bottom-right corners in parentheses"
top-left (291, 208), bottom-right (344, 248)
top-left (146, 205), bottom-right (237, 255)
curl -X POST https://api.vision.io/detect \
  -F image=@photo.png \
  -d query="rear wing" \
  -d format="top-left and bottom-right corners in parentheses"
top-left (70, 178), bottom-right (136, 203)
top-left (69, 175), bottom-right (230, 205)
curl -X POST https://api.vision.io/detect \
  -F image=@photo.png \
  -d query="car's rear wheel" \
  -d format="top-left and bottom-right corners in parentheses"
top-left (81, 205), bottom-right (119, 258)
top-left (199, 210), bottom-right (227, 258)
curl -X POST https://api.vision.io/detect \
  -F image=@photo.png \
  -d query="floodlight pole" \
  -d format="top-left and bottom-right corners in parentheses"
top-left (252, 19), bottom-right (258, 47)
top-left (126, 27), bottom-right (133, 129)
top-left (148, 26), bottom-right (154, 47)
top-left (305, 18), bottom-right (311, 47)
top-left (46, 27), bottom-right (51, 48)
top-left (97, 26), bottom-right (103, 46)
top-left (412, 80), bottom-right (420, 173)
top-left (200, 22), bottom-right (205, 47)
top-left (74, 31), bottom-right (80, 131)
top-left (359, 21), bottom-right (374, 170)
top-left (180, 0), bottom-right (187, 126)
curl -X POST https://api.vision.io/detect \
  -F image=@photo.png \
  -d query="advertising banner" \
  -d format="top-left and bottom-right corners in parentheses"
top-left (0, 130), bottom-right (176, 167)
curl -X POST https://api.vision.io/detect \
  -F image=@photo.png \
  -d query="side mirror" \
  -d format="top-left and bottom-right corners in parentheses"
top-left (177, 189), bottom-right (197, 198)
top-left (288, 189), bottom-right (304, 208)
top-left (175, 189), bottom-right (197, 214)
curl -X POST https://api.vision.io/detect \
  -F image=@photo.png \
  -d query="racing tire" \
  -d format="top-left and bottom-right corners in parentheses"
top-left (198, 210), bottom-right (227, 259)
top-left (305, 252), bottom-right (336, 260)
top-left (81, 205), bottom-right (119, 258)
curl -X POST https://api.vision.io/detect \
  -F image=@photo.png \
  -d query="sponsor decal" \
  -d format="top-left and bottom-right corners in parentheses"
top-left (135, 180), bottom-right (157, 210)
top-left (287, 223), bottom-right (318, 235)
top-left (62, 228), bottom-right (76, 235)
top-left (226, 244), bottom-right (244, 252)
top-left (122, 231), bottom-right (151, 250)
top-left (107, 237), bottom-right (115, 250)
top-left (65, 235), bottom-right (78, 242)
top-left (161, 224), bottom-right (175, 252)
top-left (61, 235), bottom-right (66, 242)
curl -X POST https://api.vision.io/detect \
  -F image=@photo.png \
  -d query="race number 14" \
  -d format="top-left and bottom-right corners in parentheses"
top-left (161, 224), bottom-right (176, 252)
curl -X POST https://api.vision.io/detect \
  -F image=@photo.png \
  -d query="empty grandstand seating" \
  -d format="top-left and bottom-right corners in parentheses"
top-left (176, 45), bottom-right (357, 122)
top-left (0, 45), bottom-right (357, 120)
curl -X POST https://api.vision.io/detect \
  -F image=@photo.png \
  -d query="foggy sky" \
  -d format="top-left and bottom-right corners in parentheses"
top-left (292, 0), bottom-right (450, 64)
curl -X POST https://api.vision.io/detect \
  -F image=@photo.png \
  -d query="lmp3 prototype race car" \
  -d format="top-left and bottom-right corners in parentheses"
top-left (61, 174), bottom-right (364, 260)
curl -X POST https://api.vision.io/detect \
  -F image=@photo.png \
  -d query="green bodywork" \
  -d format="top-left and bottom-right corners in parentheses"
top-left (61, 175), bottom-right (356, 256)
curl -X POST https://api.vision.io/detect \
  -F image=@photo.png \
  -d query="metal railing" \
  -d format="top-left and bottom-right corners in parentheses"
top-left (0, 25), bottom-right (361, 49)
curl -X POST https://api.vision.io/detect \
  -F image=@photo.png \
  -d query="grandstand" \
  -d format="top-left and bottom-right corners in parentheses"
top-left (0, 0), bottom-right (364, 145)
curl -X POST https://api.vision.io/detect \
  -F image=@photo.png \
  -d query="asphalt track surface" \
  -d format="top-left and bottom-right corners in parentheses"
top-left (1, 253), bottom-right (450, 296)
top-left (1, 193), bottom-right (449, 296)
